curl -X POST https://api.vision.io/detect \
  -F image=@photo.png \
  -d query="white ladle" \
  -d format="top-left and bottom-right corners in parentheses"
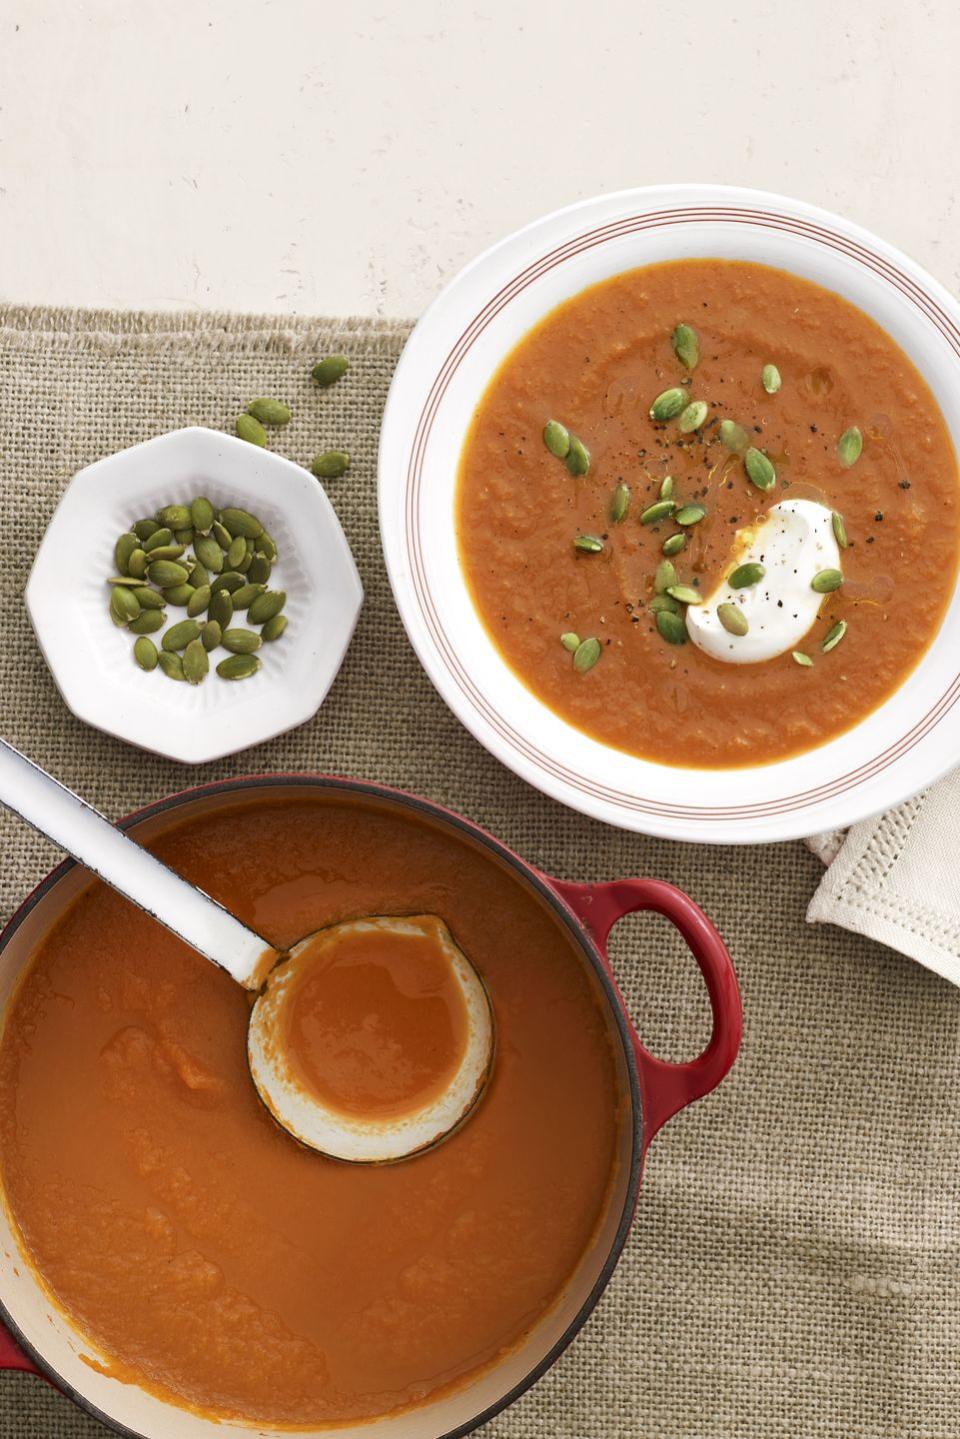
top-left (0, 739), bottom-right (493, 1163)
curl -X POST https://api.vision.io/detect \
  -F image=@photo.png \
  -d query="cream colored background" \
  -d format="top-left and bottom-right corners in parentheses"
top-left (1, 0), bottom-right (959, 317)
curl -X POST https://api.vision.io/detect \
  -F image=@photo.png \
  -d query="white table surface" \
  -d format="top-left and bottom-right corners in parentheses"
top-left (1, 0), bottom-right (958, 319)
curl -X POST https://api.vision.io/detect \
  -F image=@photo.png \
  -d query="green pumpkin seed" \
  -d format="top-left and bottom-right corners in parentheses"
top-left (565, 436), bottom-right (590, 477)
top-left (649, 387), bottom-right (687, 422)
top-left (610, 483), bottom-right (630, 523)
top-left (133, 636), bottom-right (158, 671)
top-left (187, 560), bottom-right (210, 588)
top-left (190, 497), bottom-right (215, 534)
top-left (148, 560), bottom-right (189, 588)
top-left (187, 585), bottom-right (212, 617)
top-left (143, 528), bottom-right (174, 552)
top-left (662, 533), bottom-right (686, 556)
top-left (235, 543), bottom-right (253, 574)
top-left (671, 323), bottom-right (699, 370)
top-left (226, 535), bottom-right (247, 569)
top-left (201, 620), bottom-right (222, 651)
top-left (654, 560), bottom-right (677, 594)
top-left (655, 609), bottom-right (687, 645)
top-left (744, 448), bottom-right (776, 491)
top-left (174, 527), bottom-right (194, 545)
top-left (157, 651), bottom-right (185, 681)
top-left (236, 413), bottom-right (267, 447)
top-left (311, 450), bottom-right (350, 479)
top-left (837, 426), bottom-right (863, 468)
top-left (158, 505), bottom-right (191, 530)
top-left (162, 619), bottom-right (202, 652)
top-left (574, 534), bottom-right (604, 554)
top-left (572, 637), bottom-right (601, 673)
top-left (220, 507), bottom-right (264, 540)
top-left (792, 650), bottom-right (813, 667)
top-left (719, 419), bottom-right (750, 454)
top-left (832, 511), bottom-right (849, 549)
top-left (677, 400), bottom-right (708, 433)
top-left (666, 584), bottom-right (701, 605)
top-left (182, 638), bottom-right (209, 684)
top-left (729, 562), bottom-right (765, 589)
top-left (109, 587), bottom-right (140, 625)
top-left (261, 614), bottom-right (287, 642)
top-left (127, 548), bottom-right (149, 579)
top-left (811, 568), bottom-right (844, 593)
top-left (641, 499), bottom-right (677, 525)
top-left (216, 654), bottom-right (262, 680)
top-left (162, 584), bottom-right (195, 607)
top-left (106, 575), bottom-right (145, 586)
top-left (312, 355), bottom-right (349, 387)
top-left (248, 589), bottom-right (286, 626)
top-left (143, 544), bottom-right (185, 563)
top-left (717, 603), bottom-right (749, 636)
top-left (212, 520), bottom-right (232, 548)
top-left (133, 587), bottom-right (165, 610)
top-left (212, 571), bottom-right (246, 594)
top-left (675, 503), bottom-right (707, 526)
top-left (761, 364), bottom-right (782, 394)
top-left (134, 519), bottom-right (160, 542)
top-left (255, 531), bottom-right (278, 561)
top-left (560, 631), bottom-right (581, 652)
top-left (543, 420), bottom-right (570, 458)
top-left (650, 594), bottom-right (681, 615)
top-left (222, 628), bottom-right (262, 655)
top-left (128, 608), bottom-right (165, 635)
top-left (247, 397), bottom-right (291, 427)
top-left (208, 589), bottom-right (234, 629)
top-left (247, 553), bottom-right (272, 585)
top-left (114, 533), bottom-right (139, 573)
top-left (660, 475), bottom-right (675, 500)
top-left (194, 535), bottom-right (224, 573)
top-left (822, 619), bottom-right (847, 652)
top-left (231, 583), bottom-right (266, 610)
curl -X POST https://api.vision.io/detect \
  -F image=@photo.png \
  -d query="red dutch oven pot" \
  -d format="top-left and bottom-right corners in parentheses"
top-left (0, 775), bottom-right (741, 1439)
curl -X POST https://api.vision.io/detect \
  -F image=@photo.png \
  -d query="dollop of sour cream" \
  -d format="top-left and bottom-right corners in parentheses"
top-left (686, 499), bottom-right (840, 664)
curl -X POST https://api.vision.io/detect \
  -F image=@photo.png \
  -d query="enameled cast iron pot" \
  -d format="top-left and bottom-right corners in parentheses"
top-left (0, 775), bottom-right (741, 1439)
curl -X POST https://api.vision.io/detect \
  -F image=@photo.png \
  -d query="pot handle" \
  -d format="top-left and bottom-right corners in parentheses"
top-left (550, 878), bottom-right (741, 1149)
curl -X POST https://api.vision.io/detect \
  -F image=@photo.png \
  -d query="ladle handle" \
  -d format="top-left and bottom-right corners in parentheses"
top-left (0, 739), bottom-right (269, 987)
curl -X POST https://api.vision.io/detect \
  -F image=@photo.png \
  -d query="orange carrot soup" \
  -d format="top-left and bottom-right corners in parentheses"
top-left (456, 260), bottom-right (960, 767)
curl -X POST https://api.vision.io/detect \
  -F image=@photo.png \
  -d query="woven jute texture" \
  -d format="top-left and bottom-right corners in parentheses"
top-left (0, 305), bottom-right (958, 1439)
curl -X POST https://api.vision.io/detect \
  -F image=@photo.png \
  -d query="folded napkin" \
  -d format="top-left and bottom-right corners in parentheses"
top-left (807, 770), bottom-right (960, 986)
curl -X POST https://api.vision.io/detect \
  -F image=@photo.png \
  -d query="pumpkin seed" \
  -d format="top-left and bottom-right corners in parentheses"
top-left (201, 620), bottom-right (222, 651)
top-left (235, 541), bottom-right (254, 574)
top-left (792, 650), bottom-right (813, 667)
top-left (572, 637), bottom-right (601, 673)
top-left (162, 619), bottom-right (202, 652)
top-left (744, 448), bottom-right (776, 491)
top-left (255, 532), bottom-right (278, 561)
top-left (660, 475), bottom-right (675, 500)
top-left (220, 507), bottom-right (264, 540)
top-left (208, 589), bottom-right (234, 628)
top-left (187, 560), bottom-right (210, 589)
top-left (174, 527), bottom-right (194, 545)
top-left (650, 594), bottom-right (681, 615)
top-left (822, 619), bottom-right (847, 652)
top-left (248, 590), bottom-right (286, 624)
top-left (182, 639), bottom-right (209, 684)
top-left (134, 519), bottom-right (160, 542)
top-left (312, 355), bottom-right (349, 387)
top-left (811, 568), bottom-right (844, 593)
top-left (148, 560), bottom-right (189, 588)
top-left (212, 571), bottom-right (246, 594)
top-left (158, 651), bottom-right (185, 681)
top-left (654, 560), bottom-right (677, 594)
top-left (543, 420), bottom-right (570, 458)
top-left (675, 503), bottom-right (707, 526)
top-left (114, 533), bottom-right (139, 573)
top-left (719, 419), bottom-right (750, 454)
top-left (560, 631), bottom-right (581, 652)
top-left (832, 511), bottom-right (849, 549)
top-left (837, 426), bottom-right (863, 468)
top-left (226, 534), bottom-right (247, 569)
top-left (247, 553), bottom-right (272, 585)
top-left (236, 413), bottom-right (267, 447)
top-left (143, 528), bottom-right (174, 552)
top-left (216, 654), bottom-right (262, 680)
top-left (565, 436), bottom-right (590, 477)
top-left (109, 587), bottom-right (140, 625)
top-left (610, 483), bottom-right (630, 523)
top-left (247, 398), bottom-right (291, 427)
top-left (190, 496), bottom-right (214, 534)
top-left (641, 499), bottom-right (676, 525)
top-left (662, 532), bottom-right (687, 556)
top-left (261, 614), bottom-right (287, 642)
top-left (761, 363), bottom-right (781, 394)
top-left (133, 637), bottom-right (158, 671)
top-left (128, 609), bottom-right (165, 635)
top-left (574, 534), bottom-right (604, 554)
top-left (222, 628), bottom-right (263, 655)
top-left (212, 520), bottom-right (232, 548)
top-left (143, 544), bottom-right (185, 563)
top-left (194, 535), bottom-right (225, 573)
top-left (187, 585), bottom-right (212, 617)
top-left (133, 587), bottom-right (165, 610)
top-left (106, 575), bottom-right (145, 586)
top-left (729, 562), bottom-right (765, 589)
top-left (677, 400), bottom-right (708, 433)
top-left (666, 584), bottom-right (701, 605)
top-left (671, 323), bottom-right (699, 370)
top-left (231, 583), bottom-right (266, 610)
top-left (310, 450), bottom-right (350, 479)
top-left (162, 584), bottom-right (195, 607)
top-left (717, 602), bottom-right (749, 636)
top-left (655, 609), bottom-right (687, 645)
top-left (649, 387), bottom-right (687, 422)
top-left (159, 505), bottom-right (192, 530)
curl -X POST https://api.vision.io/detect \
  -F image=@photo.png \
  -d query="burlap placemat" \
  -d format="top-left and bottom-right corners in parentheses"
top-left (0, 304), bottom-right (957, 1439)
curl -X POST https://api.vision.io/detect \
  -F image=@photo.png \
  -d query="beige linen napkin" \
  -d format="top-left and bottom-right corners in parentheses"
top-left (807, 773), bottom-right (960, 985)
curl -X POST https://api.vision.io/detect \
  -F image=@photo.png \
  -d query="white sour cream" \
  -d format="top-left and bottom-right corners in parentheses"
top-left (686, 499), bottom-right (840, 664)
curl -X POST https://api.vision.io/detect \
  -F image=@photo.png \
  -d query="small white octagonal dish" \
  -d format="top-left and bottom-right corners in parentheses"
top-left (26, 427), bottom-right (363, 764)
